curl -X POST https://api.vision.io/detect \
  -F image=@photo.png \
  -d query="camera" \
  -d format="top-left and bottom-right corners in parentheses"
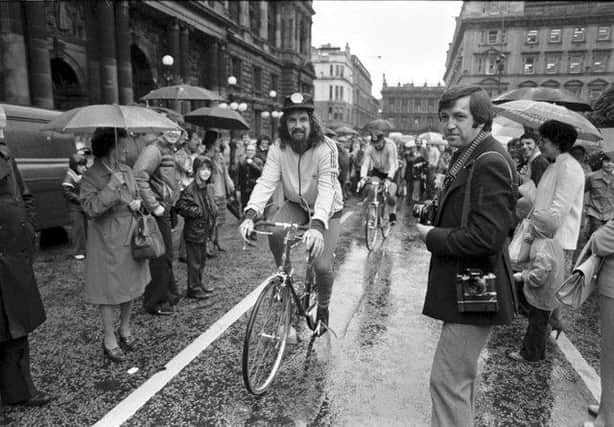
top-left (455, 268), bottom-right (498, 313)
top-left (412, 199), bottom-right (437, 225)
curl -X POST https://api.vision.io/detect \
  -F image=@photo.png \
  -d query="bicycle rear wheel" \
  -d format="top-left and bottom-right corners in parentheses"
top-left (242, 276), bottom-right (292, 395)
top-left (365, 204), bottom-right (378, 251)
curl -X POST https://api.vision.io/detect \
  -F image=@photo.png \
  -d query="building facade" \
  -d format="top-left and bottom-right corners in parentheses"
top-left (443, 1), bottom-right (614, 101)
top-left (352, 54), bottom-right (380, 130)
top-left (380, 79), bottom-right (446, 134)
top-left (0, 1), bottom-right (315, 137)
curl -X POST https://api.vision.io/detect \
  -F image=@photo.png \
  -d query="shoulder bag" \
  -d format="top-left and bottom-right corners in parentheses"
top-left (556, 239), bottom-right (603, 309)
top-left (131, 208), bottom-right (165, 260)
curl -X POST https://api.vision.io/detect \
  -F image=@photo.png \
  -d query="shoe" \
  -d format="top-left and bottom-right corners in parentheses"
top-left (102, 341), bottom-right (125, 363)
top-left (389, 213), bottom-right (397, 224)
top-left (11, 391), bottom-right (54, 407)
top-left (202, 285), bottom-right (215, 293)
top-left (588, 404), bottom-right (599, 417)
top-left (150, 304), bottom-right (174, 315)
top-left (186, 290), bottom-right (209, 300)
top-left (315, 307), bottom-right (330, 337)
top-left (116, 330), bottom-right (136, 352)
top-left (74, 254), bottom-right (85, 260)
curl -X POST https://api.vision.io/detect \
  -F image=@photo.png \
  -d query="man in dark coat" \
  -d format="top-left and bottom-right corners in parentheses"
top-left (0, 132), bottom-right (52, 406)
top-left (416, 86), bottom-right (517, 426)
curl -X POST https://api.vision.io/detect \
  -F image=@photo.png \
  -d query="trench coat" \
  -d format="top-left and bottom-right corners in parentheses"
top-left (0, 142), bottom-right (46, 342)
top-left (423, 136), bottom-right (518, 325)
top-left (80, 160), bottom-right (150, 305)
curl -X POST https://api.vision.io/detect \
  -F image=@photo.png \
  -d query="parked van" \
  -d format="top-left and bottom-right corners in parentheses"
top-left (1, 104), bottom-right (76, 230)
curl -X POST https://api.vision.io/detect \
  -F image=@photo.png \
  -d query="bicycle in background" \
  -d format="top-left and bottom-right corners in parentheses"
top-left (357, 177), bottom-right (392, 251)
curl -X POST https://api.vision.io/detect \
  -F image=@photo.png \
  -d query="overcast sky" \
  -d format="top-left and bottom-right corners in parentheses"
top-left (311, 1), bottom-right (463, 99)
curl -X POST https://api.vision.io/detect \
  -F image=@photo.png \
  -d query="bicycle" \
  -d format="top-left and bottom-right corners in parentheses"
top-left (241, 220), bottom-right (332, 395)
top-left (358, 177), bottom-right (392, 251)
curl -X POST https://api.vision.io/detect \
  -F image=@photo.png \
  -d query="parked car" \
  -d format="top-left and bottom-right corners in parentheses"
top-left (1, 103), bottom-right (75, 230)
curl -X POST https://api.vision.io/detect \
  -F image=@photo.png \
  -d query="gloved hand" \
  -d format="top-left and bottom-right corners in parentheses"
top-left (303, 228), bottom-right (324, 258)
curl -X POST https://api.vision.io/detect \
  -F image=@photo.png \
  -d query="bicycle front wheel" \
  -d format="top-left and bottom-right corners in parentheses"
top-left (365, 204), bottom-right (378, 251)
top-left (242, 276), bottom-right (292, 395)
top-left (380, 202), bottom-right (391, 238)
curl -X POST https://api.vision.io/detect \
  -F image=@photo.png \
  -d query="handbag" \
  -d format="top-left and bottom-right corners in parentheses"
top-left (556, 240), bottom-right (603, 309)
top-left (509, 216), bottom-right (532, 267)
top-left (131, 209), bottom-right (166, 260)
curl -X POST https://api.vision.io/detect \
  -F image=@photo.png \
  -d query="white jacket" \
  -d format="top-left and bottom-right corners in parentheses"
top-left (245, 138), bottom-right (343, 228)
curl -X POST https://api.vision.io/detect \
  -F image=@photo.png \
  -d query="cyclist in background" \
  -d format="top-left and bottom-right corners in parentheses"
top-left (239, 93), bottom-right (344, 336)
top-left (359, 129), bottom-right (399, 224)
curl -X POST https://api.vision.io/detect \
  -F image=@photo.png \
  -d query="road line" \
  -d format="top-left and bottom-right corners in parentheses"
top-left (555, 331), bottom-right (601, 402)
top-left (97, 209), bottom-right (355, 426)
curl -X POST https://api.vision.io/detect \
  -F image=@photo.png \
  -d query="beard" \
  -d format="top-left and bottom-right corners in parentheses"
top-left (289, 131), bottom-right (311, 154)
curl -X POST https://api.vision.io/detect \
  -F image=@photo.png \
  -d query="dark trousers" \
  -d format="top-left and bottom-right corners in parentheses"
top-left (0, 336), bottom-right (36, 404)
top-left (143, 213), bottom-right (178, 312)
top-left (519, 290), bottom-right (551, 361)
top-left (69, 209), bottom-right (87, 255)
top-left (186, 240), bottom-right (207, 294)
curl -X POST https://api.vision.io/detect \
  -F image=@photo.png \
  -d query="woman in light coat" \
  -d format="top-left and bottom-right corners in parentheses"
top-left (80, 128), bottom-right (150, 363)
top-left (585, 219), bottom-right (614, 427)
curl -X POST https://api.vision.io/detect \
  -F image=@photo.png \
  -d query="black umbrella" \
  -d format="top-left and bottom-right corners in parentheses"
top-left (141, 84), bottom-right (222, 102)
top-left (492, 87), bottom-right (592, 112)
top-left (184, 106), bottom-right (250, 130)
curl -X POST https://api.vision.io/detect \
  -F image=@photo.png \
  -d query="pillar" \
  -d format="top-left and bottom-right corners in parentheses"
top-left (168, 20), bottom-right (180, 84)
top-left (0, 2), bottom-right (30, 105)
top-left (85, 2), bottom-right (101, 104)
top-left (97, 1), bottom-right (118, 104)
top-left (218, 42), bottom-right (227, 95)
top-left (239, 1), bottom-right (249, 27)
top-left (206, 38), bottom-right (219, 91)
top-left (23, 1), bottom-right (53, 108)
top-left (115, 1), bottom-right (133, 105)
top-left (180, 25), bottom-right (190, 84)
top-left (259, 2), bottom-right (268, 40)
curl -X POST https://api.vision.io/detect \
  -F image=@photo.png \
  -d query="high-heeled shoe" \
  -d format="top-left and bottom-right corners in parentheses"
top-left (102, 341), bottom-right (125, 362)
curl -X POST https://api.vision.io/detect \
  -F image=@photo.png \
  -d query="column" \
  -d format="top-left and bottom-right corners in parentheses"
top-left (168, 20), bottom-right (180, 83)
top-left (85, 2), bottom-right (101, 104)
top-left (0, 2), bottom-right (30, 105)
top-left (115, 1), bottom-right (133, 105)
top-left (275, 7), bottom-right (281, 48)
top-left (206, 38), bottom-right (219, 91)
top-left (97, 1), bottom-right (118, 104)
top-left (260, 2), bottom-right (268, 40)
top-left (239, 1), bottom-right (249, 27)
top-left (180, 25), bottom-right (189, 84)
top-left (23, 2), bottom-right (53, 108)
top-left (218, 42), bottom-right (227, 96)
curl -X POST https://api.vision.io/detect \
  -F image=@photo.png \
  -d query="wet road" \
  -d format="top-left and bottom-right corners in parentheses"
top-left (3, 199), bottom-right (602, 426)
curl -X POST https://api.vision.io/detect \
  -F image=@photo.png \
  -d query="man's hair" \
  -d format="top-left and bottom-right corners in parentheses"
top-left (520, 129), bottom-right (539, 142)
top-left (538, 120), bottom-right (577, 153)
top-left (91, 127), bottom-right (127, 158)
top-left (438, 85), bottom-right (493, 131)
top-left (277, 110), bottom-right (325, 149)
top-left (203, 130), bottom-right (219, 151)
top-left (256, 135), bottom-right (271, 147)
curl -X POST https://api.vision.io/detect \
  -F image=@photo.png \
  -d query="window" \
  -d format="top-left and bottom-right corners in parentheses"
top-left (487, 30), bottom-right (498, 44)
top-left (328, 106), bottom-right (333, 120)
top-left (568, 54), bottom-right (584, 73)
top-left (253, 67), bottom-right (262, 95)
top-left (593, 52), bottom-right (609, 72)
top-left (549, 29), bottom-right (561, 43)
top-left (329, 64), bottom-right (333, 76)
top-left (270, 74), bottom-right (279, 95)
top-left (545, 55), bottom-right (560, 74)
top-left (267, 2), bottom-right (277, 44)
top-left (249, 2), bottom-right (260, 34)
top-left (527, 30), bottom-right (538, 44)
top-left (329, 85), bottom-right (333, 100)
top-left (523, 56), bottom-right (536, 74)
top-left (479, 31), bottom-right (485, 44)
top-left (231, 57), bottom-right (242, 86)
top-left (598, 26), bottom-right (611, 41)
top-left (335, 86), bottom-right (339, 101)
top-left (485, 55), bottom-right (498, 75)
top-left (590, 87), bottom-right (604, 100)
top-left (228, 1), bottom-right (239, 23)
top-left (572, 27), bottom-right (585, 42)
top-left (340, 86), bottom-right (344, 101)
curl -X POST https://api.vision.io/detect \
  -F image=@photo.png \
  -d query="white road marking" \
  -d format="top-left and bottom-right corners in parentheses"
top-left (555, 331), bottom-right (601, 402)
top-left (96, 210), bottom-right (355, 426)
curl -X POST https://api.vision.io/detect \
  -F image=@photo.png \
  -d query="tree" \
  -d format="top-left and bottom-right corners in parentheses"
top-left (588, 87), bottom-right (614, 127)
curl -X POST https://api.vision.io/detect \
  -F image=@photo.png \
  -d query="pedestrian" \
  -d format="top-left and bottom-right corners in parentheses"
top-left (62, 153), bottom-right (88, 260)
top-left (508, 210), bottom-right (565, 362)
top-left (584, 218), bottom-right (614, 427)
top-left (410, 147), bottom-right (428, 202)
top-left (237, 142), bottom-right (264, 208)
top-left (175, 156), bottom-right (217, 299)
top-left (256, 136), bottom-right (271, 164)
top-left (133, 129), bottom-right (182, 315)
top-left (239, 92), bottom-right (344, 337)
top-left (518, 130), bottom-right (550, 187)
top-left (0, 126), bottom-right (53, 406)
top-left (415, 86), bottom-right (518, 427)
top-left (80, 128), bottom-right (149, 362)
top-left (585, 150), bottom-right (614, 237)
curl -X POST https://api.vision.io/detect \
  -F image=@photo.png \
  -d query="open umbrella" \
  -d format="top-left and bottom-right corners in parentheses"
top-left (323, 127), bottom-right (337, 137)
top-left (417, 131), bottom-right (446, 145)
top-left (493, 100), bottom-right (602, 142)
top-left (40, 104), bottom-right (180, 133)
top-left (335, 126), bottom-right (358, 135)
top-left (492, 87), bottom-right (592, 112)
top-left (184, 106), bottom-right (249, 130)
top-left (362, 119), bottom-right (394, 133)
top-left (146, 106), bottom-right (184, 125)
top-left (141, 84), bottom-right (222, 102)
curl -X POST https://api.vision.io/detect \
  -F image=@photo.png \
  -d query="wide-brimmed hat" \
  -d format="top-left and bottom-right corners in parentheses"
top-left (282, 92), bottom-right (314, 113)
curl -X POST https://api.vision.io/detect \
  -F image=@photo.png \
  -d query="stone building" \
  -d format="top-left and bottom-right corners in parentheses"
top-left (352, 54), bottom-right (380, 130)
top-left (443, 1), bottom-right (614, 101)
top-left (380, 78), bottom-right (446, 134)
top-left (0, 1), bottom-right (315, 136)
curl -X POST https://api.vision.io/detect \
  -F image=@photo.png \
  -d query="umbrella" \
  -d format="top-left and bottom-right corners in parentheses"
top-left (493, 100), bottom-right (602, 142)
top-left (40, 104), bottom-right (180, 133)
top-left (492, 87), bottom-right (592, 112)
top-left (417, 131), bottom-right (446, 145)
top-left (146, 106), bottom-right (184, 125)
top-left (184, 106), bottom-right (249, 130)
top-left (362, 118), bottom-right (394, 133)
top-left (141, 84), bottom-right (223, 102)
top-left (334, 126), bottom-right (358, 135)
top-left (323, 127), bottom-right (337, 137)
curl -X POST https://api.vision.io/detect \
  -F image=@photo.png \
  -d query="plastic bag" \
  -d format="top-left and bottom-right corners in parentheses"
top-left (509, 218), bottom-right (532, 266)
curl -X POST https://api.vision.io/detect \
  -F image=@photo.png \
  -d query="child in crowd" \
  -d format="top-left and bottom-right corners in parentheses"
top-left (62, 153), bottom-right (88, 260)
top-left (508, 210), bottom-right (565, 362)
top-left (175, 156), bottom-right (217, 299)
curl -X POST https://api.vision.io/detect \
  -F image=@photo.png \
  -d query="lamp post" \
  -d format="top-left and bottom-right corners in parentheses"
top-left (219, 75), bottom-right (248, 138)
top-left (161, 54), bottom-right (174, 86)
top-left (260, 89), bottom-right (282, 140)
top-left (495, 53), bottom-right (505, 95)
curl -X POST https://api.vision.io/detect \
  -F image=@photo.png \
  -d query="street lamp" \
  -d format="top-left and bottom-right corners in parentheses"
top-left (219, 75), bottom-right (248, 112)
top-left (260, 89), bottom-right (282, 139)
top-left (161, 54), bottom-right (174, 86)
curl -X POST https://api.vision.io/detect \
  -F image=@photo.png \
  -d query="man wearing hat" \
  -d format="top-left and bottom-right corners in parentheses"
top-left (239, 93), bottom-right (344, 335)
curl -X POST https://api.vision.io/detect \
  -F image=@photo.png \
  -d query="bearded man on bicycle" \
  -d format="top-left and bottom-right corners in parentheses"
top-left (239, 93), bottom-right (344, 334)
top-left (359, 129), bottom-right (399, 224)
